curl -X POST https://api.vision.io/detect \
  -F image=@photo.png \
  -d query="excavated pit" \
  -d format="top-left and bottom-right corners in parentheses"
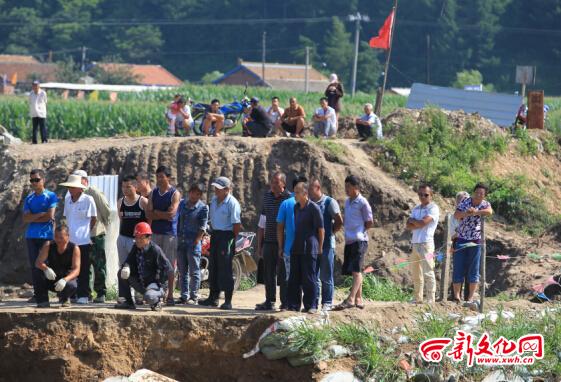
top-left (0, 308), bottom-right (320, 382)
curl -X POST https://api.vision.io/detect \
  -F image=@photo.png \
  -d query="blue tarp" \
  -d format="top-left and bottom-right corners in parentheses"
top-left (406, 83), bottom-right (522, 127)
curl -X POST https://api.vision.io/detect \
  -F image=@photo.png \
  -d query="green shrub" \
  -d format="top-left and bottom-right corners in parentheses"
top-left (340, 274), bottom-right (412, 302)
top-left (514, 128), bottom-right (539, 156)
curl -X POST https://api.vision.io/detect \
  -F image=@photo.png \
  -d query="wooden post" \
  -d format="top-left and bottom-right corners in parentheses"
top-left (375, 0), bottom-right (398, 116)
top-left (440, 213), bottom-right (452, 301)
top-left (479, 218), bottom-right (486, 313)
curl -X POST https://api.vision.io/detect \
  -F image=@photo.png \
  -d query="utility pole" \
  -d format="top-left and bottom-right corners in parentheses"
top-left (305, 46), bottom-right (310, 93)
top-left (261, 31), bottom-right (266, 85)
top-left (426, 34), bottom-right (431, 84)
top-left (81, 46), bottom-right (87, 72)
top-left (349, 12), bottom-right (370, 97)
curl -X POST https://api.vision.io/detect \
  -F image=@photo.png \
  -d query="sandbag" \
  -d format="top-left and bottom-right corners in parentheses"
top-left (259, 332), bottom-right (289, 349)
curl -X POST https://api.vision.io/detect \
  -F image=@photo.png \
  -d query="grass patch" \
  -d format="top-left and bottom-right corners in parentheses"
top-left (305, 136), bottom-right (348, 161)
top-left (238, 274), bottom-right (257, 291)
top-left (288, 322), bottom-right (400, 380)
top-left (409, 310), bottom-right (457, 343)
top-left (375, 107), bottom-right (559, 235)
top-left (339, 274), bottom-right (412, 302)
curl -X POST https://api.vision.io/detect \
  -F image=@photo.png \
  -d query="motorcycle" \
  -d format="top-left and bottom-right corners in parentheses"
top-left (199, 231), bottom-right (257, 291)
top-left (191, 86), bottom-right (250, 136)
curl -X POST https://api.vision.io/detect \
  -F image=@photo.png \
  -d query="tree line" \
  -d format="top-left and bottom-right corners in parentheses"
top-left (1, 0), bottom-right (559, 94)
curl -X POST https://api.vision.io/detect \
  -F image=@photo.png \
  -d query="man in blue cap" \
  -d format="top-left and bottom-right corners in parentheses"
top-left (199, 176), bottom-right (241, 310)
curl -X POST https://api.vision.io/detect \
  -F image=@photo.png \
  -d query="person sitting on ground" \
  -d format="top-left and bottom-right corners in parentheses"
top-left (280, 97), bottom-right (306, 138)
top-left (165, 97), bottom-right (193, 136)
top-left (34, 225), bottom-right (81, 308)
top-left (312, 97), bottom-right (337, 138)
top-left (115, 222), bottom-right (173, 311)
top-left (244, 97), bottom-right (274, 138)
top-left (266, 96), bottom-right (284, 136)
top-left (355, 103), bottom-right (383, 141)
top-left (452, 183), bottom-right (493, 308)
top-left (202, 99), bottom-right (225, 137)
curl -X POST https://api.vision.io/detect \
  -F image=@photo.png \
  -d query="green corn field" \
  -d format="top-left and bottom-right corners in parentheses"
top-left (0, 84), bottom-right (407, 141)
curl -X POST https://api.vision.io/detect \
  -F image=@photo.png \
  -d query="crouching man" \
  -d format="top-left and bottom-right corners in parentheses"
top-left (34, 225), bottom-right (80, 308)
top-left (115, 222), bottom-right (173, 311)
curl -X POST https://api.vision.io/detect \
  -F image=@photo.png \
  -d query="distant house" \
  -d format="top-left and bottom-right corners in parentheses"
top-left (213, 59), bottom-right (330, 92)
top-left (0, 54), bottom-right (57, 86)
top-left (97, 63), bottom-right (183, 87)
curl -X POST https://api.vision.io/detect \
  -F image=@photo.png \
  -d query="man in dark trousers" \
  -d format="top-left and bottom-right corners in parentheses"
top-left (115, 222), bottom-right (173, 311)
top-left (255, 172), bottom-right (291, 311)
top-left (146, 165), bottom-right (181, 306)
top-left (287, 182), bottom-right (324, 314)
top-left (199, 177), bottom-right (241, 310)
top-left (244, 97), bottom-right (274, 137)
top-left (34, 225), bottom-right (80, 308)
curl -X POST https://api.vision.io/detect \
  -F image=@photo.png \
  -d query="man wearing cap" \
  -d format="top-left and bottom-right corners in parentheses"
top-left (176, 183), bottom-right (209, 304)
top-left (243, 97), bottom-right (273, 138)
top-left (115, 222), bottom-right (173, 311)
top-left (199, 177), bottom-right (241, 310)
top-left (72, 170), bottom-right (111, 303)
top-left (23, 168), bottom-right (58, 303)
top-left (29, 80), bottom-right (48, 144)
top-left (60, 174), bottom-right (97, 305)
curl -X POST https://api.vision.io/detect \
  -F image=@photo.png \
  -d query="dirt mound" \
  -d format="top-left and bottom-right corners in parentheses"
top-left (382, 108), bottom-right (503, 137)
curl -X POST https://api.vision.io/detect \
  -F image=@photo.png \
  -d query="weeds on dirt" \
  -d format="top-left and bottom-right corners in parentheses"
top-left (238, 274), bottom-right (257, 291)
top-left (305, 137), bottom-right (348, 161)
top-left (287, 321), bottom-right (400, 381)
top-left (340, 274), bottom-right (412, 302)
top-left (409, 310), bottom-right (457, 343)
top-left (480, 306), bottom-right (561, 378)
top-left (375, 107), bottom-right (559, 235)
top-left (514, 128), bottom-right (540, 156)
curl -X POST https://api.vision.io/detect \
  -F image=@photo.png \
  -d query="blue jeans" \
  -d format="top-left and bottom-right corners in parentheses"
top-left (177, 241), bottom-right (202, 300)
top-left (452, 240), bottom-right (481, 284)
top-left (26, 238), bottom-right (49, 299)
top-left (316, 247), bottom-right (335, 305)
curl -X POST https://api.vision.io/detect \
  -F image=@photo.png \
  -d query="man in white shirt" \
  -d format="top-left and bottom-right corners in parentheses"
top-left (405, 184), bottom-right (440, 304)
top-left (266, 96), bottom-right (285, 135)
top-left (60, 174), bottom-right (97, 305)
top-left (312, 97), bottom-right (337, 138)
top-left (355, 103), bottom-right (383, 141)
top-left (29, 80), bottom-right (48, 144)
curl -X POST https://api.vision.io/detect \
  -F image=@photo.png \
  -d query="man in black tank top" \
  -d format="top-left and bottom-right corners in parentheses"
top-left (35, 225), bottom-right (81, 308)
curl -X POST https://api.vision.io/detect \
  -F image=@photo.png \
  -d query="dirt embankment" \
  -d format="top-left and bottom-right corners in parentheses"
top-left (0, 137), bottom-right (414, 285)
top-left (0, 135), bottom-right (558, 295)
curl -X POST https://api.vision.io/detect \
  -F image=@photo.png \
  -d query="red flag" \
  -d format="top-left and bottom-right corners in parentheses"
top-left (369, 10), bottom-right (395, 50)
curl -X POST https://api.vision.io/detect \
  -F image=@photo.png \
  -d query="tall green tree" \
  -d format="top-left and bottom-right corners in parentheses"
top-left (322, 17), bottom-right (353, 87)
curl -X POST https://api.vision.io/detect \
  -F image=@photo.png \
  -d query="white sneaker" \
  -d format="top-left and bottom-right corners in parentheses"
top-left (76, 297), bottom-right (89, 305)
top-left (321, 304), bottom-right (332, 311)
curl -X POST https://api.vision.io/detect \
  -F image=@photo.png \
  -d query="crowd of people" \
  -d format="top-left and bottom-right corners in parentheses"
top-left (22, 164), bottom-right (492, 312)
top-left (164, 73), bottom-right (384, 141)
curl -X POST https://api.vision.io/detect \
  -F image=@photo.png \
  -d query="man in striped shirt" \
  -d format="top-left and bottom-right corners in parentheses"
top-left (255, 172), bottom-right (291, 311)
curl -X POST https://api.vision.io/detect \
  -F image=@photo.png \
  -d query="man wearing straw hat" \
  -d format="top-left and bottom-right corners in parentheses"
top-left (60, 174), bottom-right (97, 305)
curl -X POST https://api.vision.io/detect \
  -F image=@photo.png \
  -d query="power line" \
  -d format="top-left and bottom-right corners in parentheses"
top-left (0, 16), bottom-right (560, 36)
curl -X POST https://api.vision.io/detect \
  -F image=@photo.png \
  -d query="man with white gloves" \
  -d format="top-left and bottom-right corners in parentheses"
top-left (115, 222), bottom-right (173, 311)
top-left (34, 225), bottom-right (81, 308)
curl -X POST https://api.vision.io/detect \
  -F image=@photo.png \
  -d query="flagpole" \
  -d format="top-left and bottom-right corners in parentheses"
top-left (375, 0), bottom-right (398, 116)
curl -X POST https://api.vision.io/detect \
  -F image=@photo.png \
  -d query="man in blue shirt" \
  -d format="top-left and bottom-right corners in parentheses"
top-left (287, 181), bottom-right (324, 314)
top-left (276, 176), bottom-right (308, 288)
top-left (23, 169), bottom-right (58, 303)
top-left (176, 183), bottom-right (209, 304)
top-left (199, 176), bottom-right (241, 310)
